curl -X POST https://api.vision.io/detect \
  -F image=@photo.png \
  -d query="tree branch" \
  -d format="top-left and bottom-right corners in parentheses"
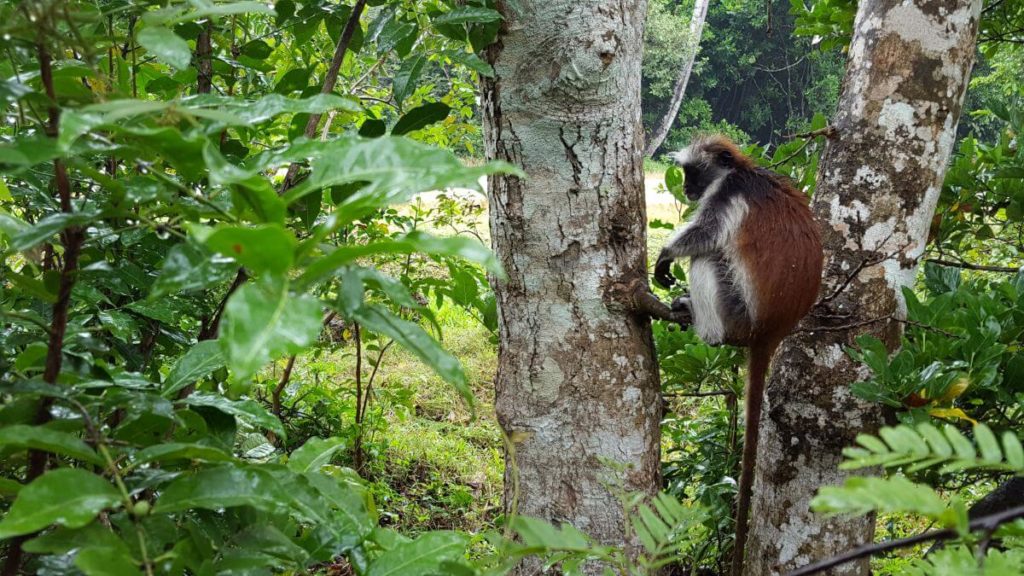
top-left (785, 504), bottom-right (1024, 576)
top-left (281, 0), bottom-right (368, 189)
top-left (3, 40), bottom-right (86, 576)
top-left (926, 258), bottom-right (1021, 273)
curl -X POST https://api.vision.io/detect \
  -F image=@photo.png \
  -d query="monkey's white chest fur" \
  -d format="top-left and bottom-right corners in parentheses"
top-left (689, 257), bottom-right (727, 344)
top-left (687, 198), bottom-right (755, 345)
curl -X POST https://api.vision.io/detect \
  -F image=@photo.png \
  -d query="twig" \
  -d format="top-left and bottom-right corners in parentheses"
top-left (281, 0), bottom-right (369, 190)
top-left (271, 355), bottom-right (297, 419)
top-left (926, 258), bottom-right (1021, 273)
top-left (783, 126), bottom-right (837, 140)
top-left (767, 137), bottom-right (812, 169)
top-left (797, 314), bottom-right (893, 333)
top-left (785, 504), bottom-right (1024, 576)
top-left (665, 389), bottom-right (733, 398)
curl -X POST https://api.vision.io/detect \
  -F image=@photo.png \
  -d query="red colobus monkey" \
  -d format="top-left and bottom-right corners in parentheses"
top-left (653, 135), bottom-right (823, 576)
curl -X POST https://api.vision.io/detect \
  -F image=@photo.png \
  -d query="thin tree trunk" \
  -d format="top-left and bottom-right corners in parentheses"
top-left (643, 0), bottom-right (710, 158)
top-left (481, 0), bottom-right (659, 571)
top-left (744, 0), bottom-right (982, 574)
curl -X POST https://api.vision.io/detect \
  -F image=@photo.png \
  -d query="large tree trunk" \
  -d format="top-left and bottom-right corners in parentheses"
top-left (643, 0), bottom-right (710, 158)
top-left (481, 0), bottom-right (658, 571)
top-left (744, 0), bottom-right (982, 574)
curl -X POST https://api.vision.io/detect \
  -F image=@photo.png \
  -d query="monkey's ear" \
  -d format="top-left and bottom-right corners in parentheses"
top-left (717, 150), bottom-right (734, 167)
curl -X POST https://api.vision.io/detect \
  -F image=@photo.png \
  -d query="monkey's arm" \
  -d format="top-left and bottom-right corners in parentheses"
top-left (653, 213), bottom-right (721, 287)
top-left (611, 278), bottom-right (692, 326)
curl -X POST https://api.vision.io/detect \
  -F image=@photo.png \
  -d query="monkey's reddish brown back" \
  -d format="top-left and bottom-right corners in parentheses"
top-left (737, 167), bottom-right (822, 347)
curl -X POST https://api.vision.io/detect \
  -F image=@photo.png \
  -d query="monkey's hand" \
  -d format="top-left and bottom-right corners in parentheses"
top-left (671, 295), bottom-right (692, 315)
top-left (653, 254), bottom-right (676, 289)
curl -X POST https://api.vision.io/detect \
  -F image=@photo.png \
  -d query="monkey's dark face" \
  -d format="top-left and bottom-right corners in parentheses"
top-left (681, 164), bottom-right (719, 202)
top-left (673, 141), bottom-right (736, 203)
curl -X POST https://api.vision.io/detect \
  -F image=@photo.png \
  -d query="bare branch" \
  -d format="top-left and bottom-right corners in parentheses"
top-left (785, 504), bottom-right (1024, 576)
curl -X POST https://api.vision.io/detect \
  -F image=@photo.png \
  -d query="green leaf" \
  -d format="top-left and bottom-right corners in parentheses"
top-left (151, 242), bottom-right (237, 298)
top-left (163, 340), bottom-right (225, 396)
top-left (432, 7), bottom-right (503, 25)
top-left (220, 276), bottom-right (321, 382)
top-left (302, 230), bottom-right (502, 287)
top-left (1003, 431), bottom-right (1024, 469)
top-left (392, 102), bottom-right (451, 136)
top-left (137, 27), bottom-right (192, 70)
top-left (153, 465), bottom-right (286, 514)
top-left (366, 531), bottom-right (469, 576)
top-left (348, 304), bottom-right (472, 408)
top-left (288, 437), bottom-right (346, 473)
top-left (206, 224), bottom-right (296, 275)
top-left (0, 425), bottom-right (102, 465)
top-left (0, 469), bottom-right (122, 539)
top-left (945, 425), bottom-right (977, 460)
top-left (393, 55), bottom-right (427, 106)
top-left (132, 442), bottom-right (234, 468)
top-left (75, 546), bottom-right (143, 576)
top-left (278, 136), bottom-right (522, 213)
top-left (8, 211), bottom-right (98, 252)
top-left (974, 424), bottom-right (1002, 463)
top-left (184, 393), bottom-right (286, 440)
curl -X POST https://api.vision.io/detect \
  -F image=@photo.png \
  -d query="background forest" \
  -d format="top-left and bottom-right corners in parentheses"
top-left (0, 0), bottom-right (1022, 575)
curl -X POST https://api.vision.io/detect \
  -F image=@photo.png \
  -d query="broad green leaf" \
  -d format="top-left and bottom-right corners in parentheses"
top-left (432, 7), bottom-right (503, 25)
top-left (366, 531), bottom-right (469, 576)
top-left (162, 340), bottom-right (225, 396)
top-left (184, 393), bottom-right (286, 440)
top-left (444, 50), bottom-right (494, 77)
top-left (0, 425), bottom-right (102, 465)
top-left (302, 231), bottom-right (502, 287)
top-left (206, 224), bottom-right (295, 275)
top-left (393, 55), bottom-right (427, 106)
top-left (132, 442), bottom-right (233, 468)
top-left (75, 546), bottom-right (142, 576)
top-left (277, 136), bottom-right (522, 213)
top-left (143, 2), bottom-right (273, 26)
top-left (220, 276), bottom-right (321, 382)
top-left (288, 437), bottom-right (346, 473)
top-left (0, 469), bottom-right (122, 539)
top-left (392, 102), bottom-right (452, 136)
top-left (137, 27), bottom-right (192, 70)
top-left (151, 242), bottom-right (237, 298)
top-left (153, 465), bottom-right (287, 514)
top-left (59, 100), bottom-right (170, 149)
top-left (8, 211), bottom-right (98, 252)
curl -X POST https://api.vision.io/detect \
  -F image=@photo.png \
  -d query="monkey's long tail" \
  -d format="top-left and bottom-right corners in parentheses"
top-left (730, 340), bottom-right (776, 576)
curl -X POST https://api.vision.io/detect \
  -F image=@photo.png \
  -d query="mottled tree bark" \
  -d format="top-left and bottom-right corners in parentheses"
top-left (744, 0), bottom-right (982, 574)
top-left (481, 0), bottom-right (658, 571)
top-left (643, 0), bottom-right (710, 158)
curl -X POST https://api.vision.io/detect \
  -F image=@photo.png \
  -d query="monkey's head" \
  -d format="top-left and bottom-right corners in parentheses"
top-left (670, 135), bottom-right (752, 202)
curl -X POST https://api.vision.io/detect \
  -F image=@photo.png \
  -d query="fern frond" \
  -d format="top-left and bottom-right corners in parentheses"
top-left (841, 423), bottom-right (1024, 475)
